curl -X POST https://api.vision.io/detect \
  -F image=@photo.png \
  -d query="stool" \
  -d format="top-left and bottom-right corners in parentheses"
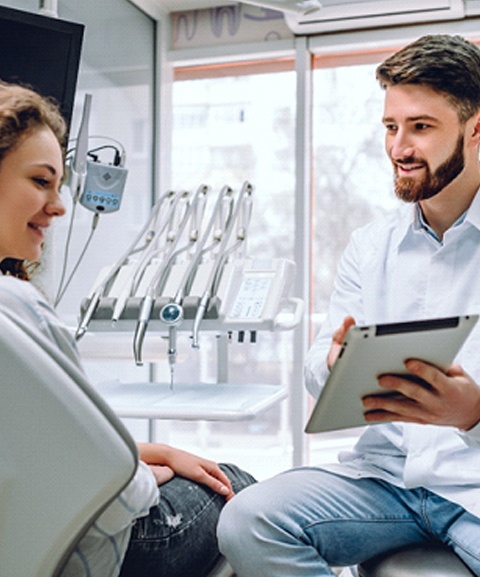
top-left (208, 556), bottom-right (235, 577)
top-left (358, 543), bottom-right (475, 577)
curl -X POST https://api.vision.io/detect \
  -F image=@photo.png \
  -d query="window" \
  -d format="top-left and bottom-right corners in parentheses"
top-left (309, 57), bottom-right (401, 460)
top-left (166, 49), bottom-right (407, 478)
top-left (168, 65), bottom-right (298, 479)
top-left (311, 59), bottom-right (399, 318)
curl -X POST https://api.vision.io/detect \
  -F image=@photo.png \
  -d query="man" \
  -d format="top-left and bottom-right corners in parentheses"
top-left (217, 34), bottom-right (480, 576)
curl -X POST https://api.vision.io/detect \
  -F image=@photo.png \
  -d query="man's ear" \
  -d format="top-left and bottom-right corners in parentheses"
top-left (469, 111), bottom-right (480, 145)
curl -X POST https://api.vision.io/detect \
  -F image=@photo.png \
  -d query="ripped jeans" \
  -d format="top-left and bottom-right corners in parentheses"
top-left (119, 463), bottom-right (255, 577)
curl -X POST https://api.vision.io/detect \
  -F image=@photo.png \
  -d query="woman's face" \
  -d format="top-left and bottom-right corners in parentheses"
top-left (0, 126), bottom-right (65, 263)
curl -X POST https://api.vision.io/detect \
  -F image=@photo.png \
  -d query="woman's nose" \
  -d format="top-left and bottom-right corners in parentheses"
top-left (45, 193), bottom-right (66, 217)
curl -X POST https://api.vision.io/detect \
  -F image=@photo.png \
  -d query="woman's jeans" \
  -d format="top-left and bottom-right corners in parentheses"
top-left (217, 467), bottom-right (480, 577)
top-left (119, 463), bottom-right (255, 577)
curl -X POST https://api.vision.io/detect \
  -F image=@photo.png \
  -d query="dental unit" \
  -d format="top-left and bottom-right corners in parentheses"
top-left (77, 182), bottom-right (303, 391)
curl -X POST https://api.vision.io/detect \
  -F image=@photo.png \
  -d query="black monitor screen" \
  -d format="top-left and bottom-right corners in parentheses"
top-left (0, 5), bottom-right (84, 132)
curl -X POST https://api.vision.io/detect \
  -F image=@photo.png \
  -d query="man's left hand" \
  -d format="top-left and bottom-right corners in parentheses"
top-left (362, 360), bottom-right (480, 430)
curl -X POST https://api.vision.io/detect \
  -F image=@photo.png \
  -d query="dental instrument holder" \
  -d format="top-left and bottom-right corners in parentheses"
top-left (79, 259), bottom-right (303, 430)
top-left (76, 185), bottom-right (303, 429)
top-left (77, 259), bottom-right (302, 430)
top-left (80, 261), bottom-right (301, 334)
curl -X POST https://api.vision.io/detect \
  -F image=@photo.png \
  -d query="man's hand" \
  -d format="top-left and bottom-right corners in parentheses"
top-left (362, 360), bottom-right (480, 430)
top-left (327, 316), bottom-right (356, 370)
top-left (138, 443), bottom-right (234, 500)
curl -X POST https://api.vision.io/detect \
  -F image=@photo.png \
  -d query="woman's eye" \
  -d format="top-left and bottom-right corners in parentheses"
top-left (33, 177), bottom-right (49, 187)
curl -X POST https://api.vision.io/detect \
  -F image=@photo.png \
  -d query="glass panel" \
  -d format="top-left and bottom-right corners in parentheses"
top-left (172, 71), bottom-right (296, 263)
top-left (312, 62), bottom-right (399, 316)
top-left (310, 61), bottom-right (400, 459)
top-left (169, 69), bottom-right (297, 479)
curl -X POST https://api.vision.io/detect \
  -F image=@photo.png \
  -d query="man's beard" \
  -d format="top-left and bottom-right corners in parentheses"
top-left (393, 134), bottom-right (465, 203)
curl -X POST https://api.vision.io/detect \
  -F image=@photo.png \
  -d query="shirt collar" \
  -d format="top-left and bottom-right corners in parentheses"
top-left (463, 186), bottom-right (480, 232)
top-left (395, 186), bottom-right (480, 247)
top-left (415, 205), bottom-right (464, 244)
top-left (391, 203), bottom-right (418, 249)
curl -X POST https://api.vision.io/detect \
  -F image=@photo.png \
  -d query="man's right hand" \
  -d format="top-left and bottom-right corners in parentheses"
top-left (327, 316), bottom-right (356, 370)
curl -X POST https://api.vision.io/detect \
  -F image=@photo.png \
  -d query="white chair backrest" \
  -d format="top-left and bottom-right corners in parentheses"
top-left (0, 312), bottom-right (138, 577)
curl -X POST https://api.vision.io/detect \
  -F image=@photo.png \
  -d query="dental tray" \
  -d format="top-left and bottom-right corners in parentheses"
top-left (95, 379), bottom-right (287, 422)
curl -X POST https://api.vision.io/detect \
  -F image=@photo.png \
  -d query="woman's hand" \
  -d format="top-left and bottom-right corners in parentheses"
top-left (138, 443), bottom-right (234, 500)
top-left (148, 465), bottom-right (175, 486)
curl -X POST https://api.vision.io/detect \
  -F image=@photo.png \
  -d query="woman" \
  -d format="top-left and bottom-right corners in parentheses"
top-left (0, 81), bottom-right (255, 577)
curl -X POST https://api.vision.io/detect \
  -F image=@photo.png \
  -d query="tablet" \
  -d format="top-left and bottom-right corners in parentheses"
top-left (305, 314), bottom-right (478, 434)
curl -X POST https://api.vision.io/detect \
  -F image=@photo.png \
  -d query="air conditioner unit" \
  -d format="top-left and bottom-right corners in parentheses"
top-left (465, 0), bottom-right (480, 15)
top-left (284, 0), bottom-right (465, 35)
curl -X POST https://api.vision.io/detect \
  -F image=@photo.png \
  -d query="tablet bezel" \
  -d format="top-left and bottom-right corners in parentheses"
top-left (305, 314), bottom-right (478, 434)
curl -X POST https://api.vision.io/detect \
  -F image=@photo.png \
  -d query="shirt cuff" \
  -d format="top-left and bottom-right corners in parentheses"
top-left (304, 359), bottom-right (330, 399)
top-left (457, 420), bottom-right (480, 447)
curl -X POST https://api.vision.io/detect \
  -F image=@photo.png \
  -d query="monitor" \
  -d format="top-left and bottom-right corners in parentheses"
top-left (0, 5), bottom-right (84, 133)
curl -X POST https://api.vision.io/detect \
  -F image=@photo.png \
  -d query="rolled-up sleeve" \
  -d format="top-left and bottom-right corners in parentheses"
top-left (92, 461), bottom-right (159, 536)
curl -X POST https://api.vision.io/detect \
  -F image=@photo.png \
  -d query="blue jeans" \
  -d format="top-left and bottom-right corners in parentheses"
top-left (119, 463), bottom-right (256, 577)
top-left (217, 467), bottom-right (480, 577)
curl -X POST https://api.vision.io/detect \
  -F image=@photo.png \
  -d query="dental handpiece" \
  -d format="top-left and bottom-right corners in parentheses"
top-left (167, 327), bottom-right (177, 389)
top-left (191, 291), bottom-right (210, 349)
top-left (159, 302), bottom-right (184, 387)
top-left (133, 293), bottom-right (154, 365)
top-left (75, 291), bottom-right (101, 341)
top-left (191, 183), bottom-right (252, 347)
top-left (111, 193), bottom-right (179, 323)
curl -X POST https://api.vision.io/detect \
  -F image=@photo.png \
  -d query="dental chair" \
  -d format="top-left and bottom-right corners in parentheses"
top-left (0, 311), bottom-right (139, 577)
top-left (357, 542), bottom-right (475, 576)
top-left (0, 308), bottom-right (235, 577)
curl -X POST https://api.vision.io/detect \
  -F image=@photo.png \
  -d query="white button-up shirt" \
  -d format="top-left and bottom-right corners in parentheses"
top-left (305, 190), bottom-right (480, 519)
